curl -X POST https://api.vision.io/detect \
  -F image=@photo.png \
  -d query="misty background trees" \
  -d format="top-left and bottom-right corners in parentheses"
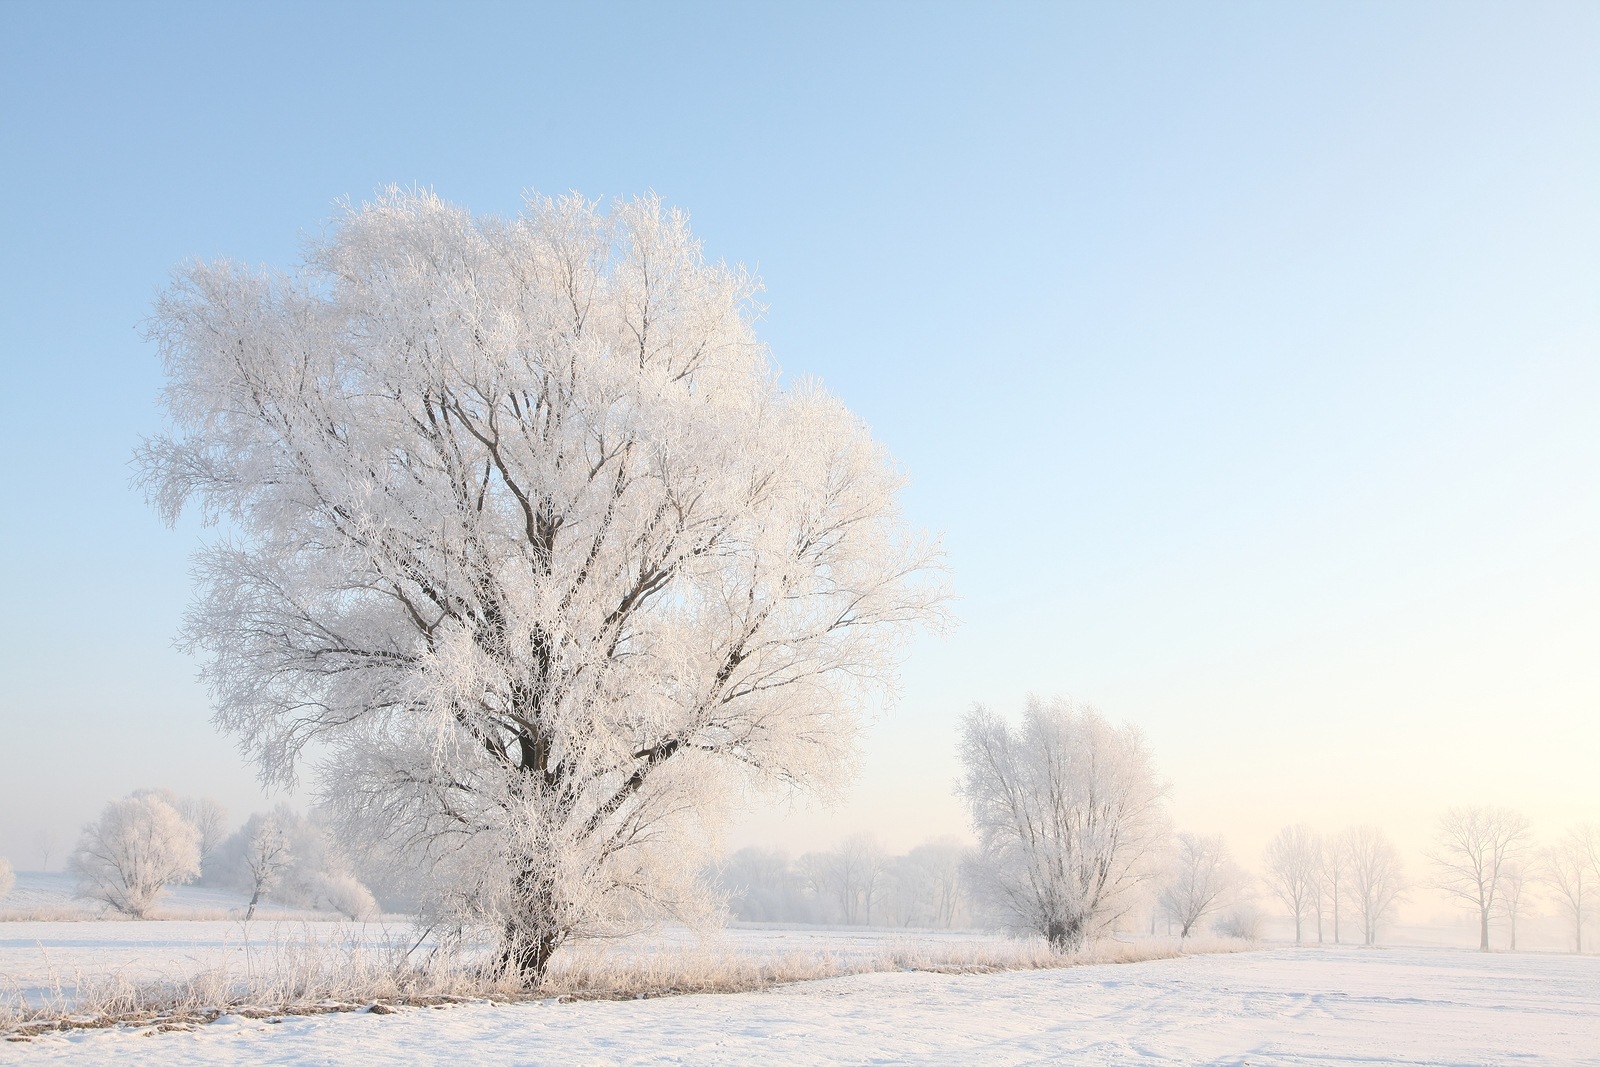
top-left (16, 769), bottom-right (1600, 954)
top-left (719, 837), bottom-right (970, 928)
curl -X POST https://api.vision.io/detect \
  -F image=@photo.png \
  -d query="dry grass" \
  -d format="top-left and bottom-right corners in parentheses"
top-left (0, 929), bottom-right (1259, 1040)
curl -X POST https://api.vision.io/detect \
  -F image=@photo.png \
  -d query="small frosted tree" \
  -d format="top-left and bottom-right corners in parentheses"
top-left (137, 189), bottom-right (945, 981)
top-left (1161, 832), bottom-right (1245, 939)
top-left (235, 811), bottom-right (294, 921)
top-left (1344, 825), bottom-right (1405, 946)
top-left (0, 857), bottom-right (14, 900)
top-left (958, 697), bottom-right (1168, 952)
top-left (1263, 824), bottom-right (1321, 944)
top-left (1428, 806), bottom-right (1532, 951)
top-left (68, 794), bottom-right (201, 918)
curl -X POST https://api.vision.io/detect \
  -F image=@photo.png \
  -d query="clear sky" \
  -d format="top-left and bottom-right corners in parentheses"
top-left (1, 1), bottom-right (1596, 898)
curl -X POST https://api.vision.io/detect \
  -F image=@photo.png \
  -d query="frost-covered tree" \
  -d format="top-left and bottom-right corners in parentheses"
top-left (1428, 806), bottom-right (1531, 951)
top-left (137, 189), bottom-right (945, 980)
top-left (1161, 832), bottom-right (1245, 939)
top-left (1263, 824), bottom-right (1321, 944)
top-left (68, 794), bottom-right (201, 918)
top-left (131, 789), bottom-right (229, 871)
top-left (0, 857), bottom-right (14, 900)
top-left (234, 810), bottom-right (294, 921)
top-left (958, 697), bottom-right (1168, 952)
top-left (1344, 825), bottom-right (1405, 946)
top-left (1543, 825), bottom-right (1596, 954)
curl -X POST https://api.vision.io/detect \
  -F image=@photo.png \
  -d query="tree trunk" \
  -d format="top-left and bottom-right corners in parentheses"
top-left (502, 865), bottom-right (565, 986)
top-left (1479, 907), bottom-right (1490, 951)
top-left (1045, 915), bottom-right (1085, 954)
top-left (245, 885), bottom-right (261, 922)
top-left (1294, 914), bottom-right (1302, 944)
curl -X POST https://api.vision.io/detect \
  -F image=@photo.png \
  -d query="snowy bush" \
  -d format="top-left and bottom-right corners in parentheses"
top-left (318, 872), bottom-right (379, 920)
top-left (1213, 903), bottom-right (1264, 940)
top-left (68, 793), bottom-right (201, 917)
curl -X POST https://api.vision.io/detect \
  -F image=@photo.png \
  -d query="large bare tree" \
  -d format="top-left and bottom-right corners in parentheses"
top-left (138, 189), bottom-right (946, 981)
top-left (958, 697), bottom-right (1168, 952)
top-left (1428, 806), bottom-right (1532, 951)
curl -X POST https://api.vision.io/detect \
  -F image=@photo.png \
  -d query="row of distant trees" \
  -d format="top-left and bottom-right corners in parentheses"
top-left (719, 837), bottom-right (970, 928)
top-left (51, 789), bottom-right (377, 920)
top-left (1262, 810), bottom-right (1600, 953)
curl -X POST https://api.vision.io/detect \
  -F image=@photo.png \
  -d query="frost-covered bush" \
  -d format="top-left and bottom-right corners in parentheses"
top-left (319, 872), bottom-right (378, 920)
top-left (68, 793), bottom-right (201, 917)
top-left (210, 805), bottom-right (378, 919)
top-left (1213, 903), bottom-right (1264, 940)
top-left (0, 856), bottom-right (14, 899)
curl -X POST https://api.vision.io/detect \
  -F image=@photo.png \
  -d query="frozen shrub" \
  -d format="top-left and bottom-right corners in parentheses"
top-left (319, 872), bottom-right (379, 920)
top-left (1214, 904), bottom-right (1264, 940)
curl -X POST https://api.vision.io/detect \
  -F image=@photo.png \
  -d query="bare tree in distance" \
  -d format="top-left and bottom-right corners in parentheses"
top-left (1263, 824), bottom-right (1321, 944)
top-left (179, 798), bottom-right (229, 869)
top-left (33, 828), bottom-right (58, 873)
top-left (804, 834), bottom-right (888, 925)
top-left (1429, 806), bottom-right (1532, 951)
top-left (137, 190), bottom-right (947, 981)
top-left (1322, 834), bottom-right (1348, 945)
top-left (888, 839), bottom-right (968, 929)
top-left (1542, 825), bottom-right (1596, 954)
top-left (1161, 832), bottom-right (1246, 939)
top-left (958, 697), bottom-right (1168, 952)
top-left (130, 789), bottom-right (229, 871)
top-left (1344, 825), bottom-right (1406, 946)
top-left (1497, 862), bottom-right (1529, 952)
top-left (68, 793), bottom-right (201, 918)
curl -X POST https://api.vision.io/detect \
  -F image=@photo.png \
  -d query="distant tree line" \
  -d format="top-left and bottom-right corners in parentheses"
top-left (717, 836), bottom-right (971, 928)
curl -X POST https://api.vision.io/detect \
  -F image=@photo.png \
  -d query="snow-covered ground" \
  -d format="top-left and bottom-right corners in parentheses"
top-left (4, 941), bottom-right (1596, 1065)
top-left (0, 871), bottom-right (341, 923)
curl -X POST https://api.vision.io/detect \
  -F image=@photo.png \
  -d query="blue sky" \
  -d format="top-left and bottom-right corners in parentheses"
top-left (1, 1), bottom-right (1596, 874)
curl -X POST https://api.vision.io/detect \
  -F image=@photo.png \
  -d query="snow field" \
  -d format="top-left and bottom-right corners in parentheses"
top-left (4, 945), bottom-right (1596, 1066)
